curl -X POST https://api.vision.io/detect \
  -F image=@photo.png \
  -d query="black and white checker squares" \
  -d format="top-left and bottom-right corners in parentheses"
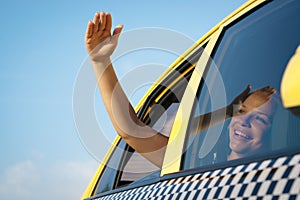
top-left (92, 154), bottom-right (300, 200)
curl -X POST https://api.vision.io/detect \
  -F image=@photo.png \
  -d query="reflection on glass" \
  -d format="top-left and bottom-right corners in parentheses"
top-left (183, 0), bottom-right (300, 170)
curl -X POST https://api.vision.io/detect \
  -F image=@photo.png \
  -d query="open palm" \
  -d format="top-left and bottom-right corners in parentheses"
top-left (85, 12), bottom-right (123, 61)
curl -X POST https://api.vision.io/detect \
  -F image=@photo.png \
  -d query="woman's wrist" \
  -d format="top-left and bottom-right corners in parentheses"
top-left (226, 104), bottom-right (233, 119)
top-left (91, 57), bottom-right (111, 67)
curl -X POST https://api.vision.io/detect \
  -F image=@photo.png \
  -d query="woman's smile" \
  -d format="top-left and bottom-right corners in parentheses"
top-left (233, 129), bottom-right (253, 141)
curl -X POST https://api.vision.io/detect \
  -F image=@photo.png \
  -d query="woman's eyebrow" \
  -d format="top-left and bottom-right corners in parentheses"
top-left (255, 111), bottom-right (273, 120)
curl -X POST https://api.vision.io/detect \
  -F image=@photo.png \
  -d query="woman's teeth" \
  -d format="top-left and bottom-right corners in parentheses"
top-left (234, 130), bottom-right (252, 140)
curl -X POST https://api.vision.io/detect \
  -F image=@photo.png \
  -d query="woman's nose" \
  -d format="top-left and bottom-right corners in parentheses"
top-left (238, 113), bottom-right (252, 127)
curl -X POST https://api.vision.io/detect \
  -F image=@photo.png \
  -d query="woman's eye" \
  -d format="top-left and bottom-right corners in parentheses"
top-left (255, 116), bottom-right (268, 125)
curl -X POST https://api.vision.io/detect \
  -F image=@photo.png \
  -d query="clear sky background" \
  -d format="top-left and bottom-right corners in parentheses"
top-left (0, 1), bottom-right (247, 199)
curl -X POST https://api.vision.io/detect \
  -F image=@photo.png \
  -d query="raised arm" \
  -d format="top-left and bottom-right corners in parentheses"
top-left (85, 12), bottom-right (168, 167)
top-left (84, 12), bottom-right (276, 168)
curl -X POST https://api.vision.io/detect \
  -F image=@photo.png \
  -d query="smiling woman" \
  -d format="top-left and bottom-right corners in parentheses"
top-left (228, 96), bottom-right (278, 161)
top-left (183, 0), bottom-right (300, 170)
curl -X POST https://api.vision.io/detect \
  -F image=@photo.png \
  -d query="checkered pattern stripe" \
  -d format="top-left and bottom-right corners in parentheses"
top-left (92, 154), bottom-right (300, 200)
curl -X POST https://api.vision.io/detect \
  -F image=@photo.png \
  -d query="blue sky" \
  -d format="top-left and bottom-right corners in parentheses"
top-left (0, 0), bottom-right (247, 199)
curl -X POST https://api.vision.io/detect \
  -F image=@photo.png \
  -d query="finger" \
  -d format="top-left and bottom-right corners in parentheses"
top-left (271, 88), bottom-right (276, 94)
top-left (260, 86), bottom-right (270, 92)
top-left (254, 86), bottom-right (271, 96)
top-left (99, 11), bottom-right (106, 31)
top-left (262, 86), bottom-right (275, 94)
top-left (111, 25), bottom-right (123, 44)
top-left (267, 87), bottom-right (276, 94)
top-left (93, 12), bottom-right (100, 32)
top-left (265, 87), bottom-right (275, 95)
top-left (245, 84), bottom-right (251, 93)
top-left (113, 25), bottom-right (123, 36)
top-left (261, 86), bottom-right (275, 95)
top-left (85, 20), bottom-right (94, 39)
top-left (239, 85), bottom-right (251, 101)
top-left (105, 12), bottom-right (112, 32)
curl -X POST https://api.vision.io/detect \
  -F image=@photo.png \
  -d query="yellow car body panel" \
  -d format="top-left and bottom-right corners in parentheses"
top-left (281, 45), bottom-right (300, 108)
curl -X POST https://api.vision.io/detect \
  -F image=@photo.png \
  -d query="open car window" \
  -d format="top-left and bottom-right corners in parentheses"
top-left (93, 43), bottom-right (206, 195)
top-left (116, 45), bottom-right (205, 186)
top-left (183, 0), bottom-right (300, 170)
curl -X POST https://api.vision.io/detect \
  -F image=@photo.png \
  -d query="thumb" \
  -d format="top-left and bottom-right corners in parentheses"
top-left (113, 24), bottom-right (123, 37)
top-left (111, 25), bottom-right (123, 44)
top-left (240, 85), bottom-right (251, 101)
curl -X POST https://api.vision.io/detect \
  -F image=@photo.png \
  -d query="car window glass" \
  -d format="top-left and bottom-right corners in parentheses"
top-left (183, 0), bottom-right (300, 170)
top-left (119, 104), bottom-right (179, 183)
top-left (95, 140), bottom-right (126, 194)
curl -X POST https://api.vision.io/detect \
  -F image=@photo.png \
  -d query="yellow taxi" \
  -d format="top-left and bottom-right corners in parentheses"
top-left (81, 0), bottom-right (300, 199)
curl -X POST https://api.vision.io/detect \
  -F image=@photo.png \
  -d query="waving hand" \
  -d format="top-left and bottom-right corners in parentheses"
top-left (85, 12), bottom-right (123, 61)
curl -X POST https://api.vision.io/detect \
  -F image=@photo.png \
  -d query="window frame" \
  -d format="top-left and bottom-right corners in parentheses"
top-left (179, 0), bottom-right (300, 172)
top-left (161, 0), bottom-right (268, 175)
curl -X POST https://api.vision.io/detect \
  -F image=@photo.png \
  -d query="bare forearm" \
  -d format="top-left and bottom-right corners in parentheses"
top-left (191, 106), bottom-right (231, 134)
top-left (92, 59), bottom-right (168, 166)
top-left (92, 58), bottom-right (140, 138)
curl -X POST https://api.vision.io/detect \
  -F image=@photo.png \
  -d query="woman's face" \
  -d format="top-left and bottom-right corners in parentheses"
top-left (228, 100), bottom-right (275, 157)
